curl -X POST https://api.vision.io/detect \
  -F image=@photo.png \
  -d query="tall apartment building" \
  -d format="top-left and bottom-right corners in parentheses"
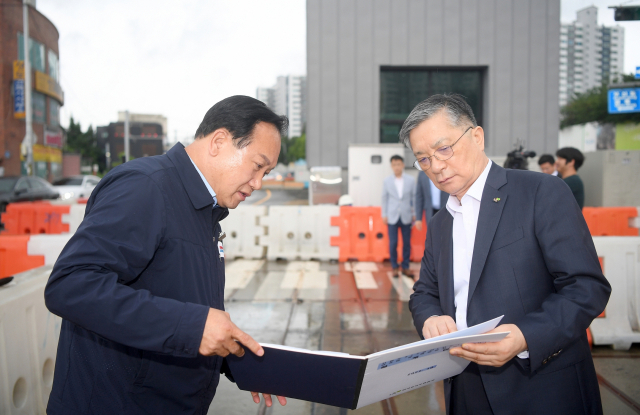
top-left (256, 75), bottom-right (306, 138)
top-left (559, 6), bottom-right (625, 107)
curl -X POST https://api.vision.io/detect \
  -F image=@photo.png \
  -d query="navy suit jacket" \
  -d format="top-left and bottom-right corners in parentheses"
top-left (409, 163), bottom-right (610, 415)
top-left (45, 144), bottom-right (228, 415)
top-left (415, 171), bottom-right (449, 223)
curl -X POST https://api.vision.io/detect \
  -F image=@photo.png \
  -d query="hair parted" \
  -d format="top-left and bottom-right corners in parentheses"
top-left (194, 95), bottom-right (288, 148)
top-left (398, 93), bottom-right (477, 150)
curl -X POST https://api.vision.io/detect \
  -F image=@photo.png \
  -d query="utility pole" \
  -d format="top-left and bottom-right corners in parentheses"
top-left (22, 0), bottom-right (34, 175)
top-left (124, 110), bottom-right (130, 162)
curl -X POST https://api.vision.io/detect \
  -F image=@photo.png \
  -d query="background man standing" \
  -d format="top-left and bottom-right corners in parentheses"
top-left (556, 147), bottom-right (586, 208)
top-left (537, 154), bottom-right (558, 176)
top-left (415, 169), bottom-right (449, 230)
top-left (45, 96), bottom-right (288, 414)
top-left (381, 155), bottom-right (416, 278)
top-left (402, 94), bottom-right (609, 415)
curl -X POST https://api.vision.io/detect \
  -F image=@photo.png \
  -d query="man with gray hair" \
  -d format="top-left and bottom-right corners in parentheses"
top-left (404, 94), bottom-right (610, 414)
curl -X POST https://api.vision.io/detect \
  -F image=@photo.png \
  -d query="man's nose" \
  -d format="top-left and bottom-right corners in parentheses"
top-left (250, 175), bottom-right (262, 191)
top-left (430, 156), bottom-right (447, 173)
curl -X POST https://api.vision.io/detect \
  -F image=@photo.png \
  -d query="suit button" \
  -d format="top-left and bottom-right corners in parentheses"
top-left (542, 358), bottom-right (548, 364)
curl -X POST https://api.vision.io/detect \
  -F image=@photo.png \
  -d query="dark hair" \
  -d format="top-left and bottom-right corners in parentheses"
top-left (537, 154), bottom-right (555, 166)
top-left (390, 155), bottom-right (404, 163)
top-left (556, 147), bottom-right (585, 170)
top-left (399, 94), bottom-right (477, 150)
top-left (194, 95), bottom-right (288, 148)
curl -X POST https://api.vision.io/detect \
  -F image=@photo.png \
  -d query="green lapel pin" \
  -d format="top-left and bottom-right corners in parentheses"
top-left (493, 197), bottom-right (501, 203)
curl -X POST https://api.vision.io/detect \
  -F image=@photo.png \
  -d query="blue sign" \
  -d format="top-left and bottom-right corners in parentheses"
top-left (13, 80), bottom-right (25, 116)
top-left (608, 88), bottom-right (640, 114)
top-left (636, 66), bottom-right (640, 79)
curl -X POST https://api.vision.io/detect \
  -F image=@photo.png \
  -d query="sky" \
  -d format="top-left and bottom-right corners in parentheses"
top-left (36, 0), bottom-right (638, 143)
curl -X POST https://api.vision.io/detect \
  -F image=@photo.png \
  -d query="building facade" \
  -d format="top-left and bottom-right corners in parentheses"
top-left (306, 0), bottom-right (561, 168)
top-left (96, 121), bottom-right (163, 170)
top-left (256, 75), bottom-right (307, 138)
top-left (0, 1), bottom-right (64, 179)
top-left (559, 6), bottom-right (625, 107)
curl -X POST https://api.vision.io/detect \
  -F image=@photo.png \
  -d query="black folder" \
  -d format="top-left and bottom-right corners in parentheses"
top-left (225, 346), bottom-right (367, 409)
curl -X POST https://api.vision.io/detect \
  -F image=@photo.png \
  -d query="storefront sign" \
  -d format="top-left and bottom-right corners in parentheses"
top-left (13, 61), bottom-right (24, 80)
top-left (44, 129), bottom-right (63, 148)
top-left (35, 71), bottom-right (64, 104)
top-left (33, 144), bottom-right (62, 164)
top-left (13, 80), bottom-right (25, 119)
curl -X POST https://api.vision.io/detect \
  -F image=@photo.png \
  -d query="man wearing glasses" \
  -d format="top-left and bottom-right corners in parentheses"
top-left (404, 94), bottom-right (610, 414)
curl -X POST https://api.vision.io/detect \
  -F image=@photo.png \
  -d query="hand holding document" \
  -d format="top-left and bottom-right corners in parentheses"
top-left (226, 316), bottom-right (508, 409)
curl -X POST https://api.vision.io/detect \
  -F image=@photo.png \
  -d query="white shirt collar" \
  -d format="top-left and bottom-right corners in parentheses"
top-left (188, 156), bottom-right (218, 207)
top-left (446, 159), bottom-right (492, 214)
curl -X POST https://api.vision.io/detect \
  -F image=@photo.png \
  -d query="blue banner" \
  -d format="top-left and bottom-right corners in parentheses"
top-left (13, 80), bottom-right (25, 118)
top-left (608, 88), bottom-right (640, 114)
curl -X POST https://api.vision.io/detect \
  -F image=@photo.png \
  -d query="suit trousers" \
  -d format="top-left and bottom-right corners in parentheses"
top-left (388, 220), bottom-right (411, 269)
top-left (450, 363), bottom-right (494, 415)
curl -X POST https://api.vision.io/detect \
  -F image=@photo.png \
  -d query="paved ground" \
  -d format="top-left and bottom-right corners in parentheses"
top-left (250, 188), bottom-right (309, 206)
top-left (209, 259), bottom-right (640, 415)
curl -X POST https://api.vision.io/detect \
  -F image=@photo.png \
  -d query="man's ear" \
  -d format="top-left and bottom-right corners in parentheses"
top-left (567, 159), bottom-right (576, 168)
top-left (473, 126), bottom-right (485, 151)
top-left (207, 128), bottom-right (232, 157)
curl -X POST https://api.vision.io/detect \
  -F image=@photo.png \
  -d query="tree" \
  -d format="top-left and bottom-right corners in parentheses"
top-left (63, 116), bottom-right (105, 172)
top-left (277, 133), bottom-right (306, 164)
top-left (561, 74), bottom-right (640, 128)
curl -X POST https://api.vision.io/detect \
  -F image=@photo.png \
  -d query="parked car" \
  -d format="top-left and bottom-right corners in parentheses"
top-left (0, 176), bottom-right (60, 212)
top-left (53, 175), bottom-right (101, 200)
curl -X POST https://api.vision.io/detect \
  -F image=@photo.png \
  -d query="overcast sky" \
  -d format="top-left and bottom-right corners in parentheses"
top-left (37, 0), bottom-right (638, 142)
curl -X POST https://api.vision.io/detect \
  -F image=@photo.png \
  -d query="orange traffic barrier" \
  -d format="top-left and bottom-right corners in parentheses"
top-left (331, 207), bottom-right (389, 262)
top-left (0, 235), bottom-right (45, 279)
top-left (397, 213), bottom-right (427, 263)
top-left (1, 202), bottom-right (70, 235)
top-left (582, 207), bottom-right (638, 236)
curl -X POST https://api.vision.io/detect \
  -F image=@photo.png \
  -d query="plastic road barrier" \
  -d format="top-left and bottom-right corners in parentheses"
top-left (261, 206), bottom-right (340, 261)
top-left (27, 234), bottom-right (72, 266)
top-left (222, 206), bottom-right (268, 260)
top-left (0, 265), bottom-right (61, 414)
top-left (330, 207), bottom-right (389, 262)
top-left (1, 203), bottom-right (70, 235)
top-left (589, 236), bottom-right (640, 350)
top-left (0, 236), bottom-right (45, 279)
top-left (582, 207), bottom-right (639, 236)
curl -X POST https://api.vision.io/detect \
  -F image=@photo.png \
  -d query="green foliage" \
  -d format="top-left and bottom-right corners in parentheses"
top-left (63, 117), bottom-right (105, 172)
top-left (277, 133), bottom-right (306, 164)
top-left (561, 74), bottom-right (640, 128)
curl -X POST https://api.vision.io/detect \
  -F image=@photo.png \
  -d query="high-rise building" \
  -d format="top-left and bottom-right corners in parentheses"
top-left (256, 75), bottom-right (306, 138)
top-left (559, 6), bottom-right (625, 107)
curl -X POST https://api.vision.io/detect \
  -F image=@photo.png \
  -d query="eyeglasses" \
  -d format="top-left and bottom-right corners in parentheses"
top-left (413, 126), bottom-right (473, 171)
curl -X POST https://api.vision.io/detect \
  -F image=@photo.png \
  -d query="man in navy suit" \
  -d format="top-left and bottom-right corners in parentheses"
top-left (382, 155), bottom-right (416, 277)
top-left (401, 94), bottom-right (610, 415)
top-left (415, 170), bottom-right (449, 229)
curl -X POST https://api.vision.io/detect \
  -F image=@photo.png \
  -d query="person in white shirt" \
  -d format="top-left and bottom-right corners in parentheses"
top-left (537, 154), bottom-right (559, 176)
top-left (402, 94), bottom-right (609, 415)
top-left (381, 155), bottom-right (416, 277)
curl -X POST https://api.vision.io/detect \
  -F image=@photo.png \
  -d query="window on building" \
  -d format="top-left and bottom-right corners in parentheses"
top-left (380, 67), bottom-right (484, 144)
top-left (49, 98), bottom-right (60, 127)
top-left (17, 33), bottom-right (45, 73)
top-left (48, 50), bottom-right (59, 81)
top-left (32, 92), bottom-right (46, 124)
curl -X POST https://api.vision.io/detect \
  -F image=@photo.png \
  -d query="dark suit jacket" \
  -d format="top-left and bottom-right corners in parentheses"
top-left (45, 144), bottom-right (228, 415)
top-left (415, 172), bottom-right (449, 223)
top-left (409, 163), bottom-right (610, 415)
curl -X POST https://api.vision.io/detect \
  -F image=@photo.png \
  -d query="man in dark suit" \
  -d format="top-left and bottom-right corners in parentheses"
top-left (414, 170), bottom-right (449, 229)
top-left (45, 96), bottom-right (288, 414)
top-left (400, 94), bottom-right (610, 415)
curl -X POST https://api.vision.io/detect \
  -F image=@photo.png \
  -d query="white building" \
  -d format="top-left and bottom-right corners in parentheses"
top-left (256, 75), bottom-right (306, 138)
top-left (559, 6), bottom-right (625, 107)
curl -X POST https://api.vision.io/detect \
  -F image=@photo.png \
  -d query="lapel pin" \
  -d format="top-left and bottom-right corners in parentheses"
top-left (493, 198), bottom-right (501, 203)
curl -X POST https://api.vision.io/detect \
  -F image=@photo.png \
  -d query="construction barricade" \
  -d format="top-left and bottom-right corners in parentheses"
top-left (582, 207), bottom-right (639, 236)
top-left (221, 205), bottom-right (268, 260)
top-left (0, 265), bottom-right (61, 415)
top-left (589, 236), bottom-right (640, 350)
top-left (261, 206), bottom-right (340, 261)
top-left (1, 203), bottom-right (70, 235)
top-left (0, 236), bottom-right (45, 279)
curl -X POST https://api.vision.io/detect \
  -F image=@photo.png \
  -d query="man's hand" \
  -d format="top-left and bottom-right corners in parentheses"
top-left (250, 392), bottom-right (287, 407)
top-left (415, 220), bottom-right (423, 230)
top-left (449, 324), bottom-right (528, 367)
top-left (199, 309), bottom-right (263, 358)
top-left (422, 315), bottom-right (457, 339)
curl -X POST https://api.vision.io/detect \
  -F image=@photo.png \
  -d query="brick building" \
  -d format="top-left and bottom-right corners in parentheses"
top-left (0, 1), bottom-right (64, 179)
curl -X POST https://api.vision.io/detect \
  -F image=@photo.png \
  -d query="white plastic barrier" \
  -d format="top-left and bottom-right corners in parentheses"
top-left (27, 234), bottom-right (72, 265)
top-left (590, 236), bottom-right (640, 350)
top-left (0, 266), bottom-right (60, 415)
top-left (260, 206), bottom-right (340, 261)
top-left (61, 204), bottom-right (86, 235)
top-left (221, 206), bottom-right (268, 259)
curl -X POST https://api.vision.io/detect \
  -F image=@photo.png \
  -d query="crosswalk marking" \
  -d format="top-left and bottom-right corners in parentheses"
top-left (352, 262), bottom-right (379, 272)
top-left (354, 271), bottom-right (378, 289)
top-left (386, 272), bottom-right (414, 302)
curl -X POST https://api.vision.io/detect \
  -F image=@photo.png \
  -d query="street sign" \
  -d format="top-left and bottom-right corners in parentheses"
top-left (13, 61), bottom-right (24, 80)
top-left (608, 88), bottom-right (640, 114)
top-left (13, 80), bottom-right (25, 119)
top-left (636, 66), bottom-right (640, 80)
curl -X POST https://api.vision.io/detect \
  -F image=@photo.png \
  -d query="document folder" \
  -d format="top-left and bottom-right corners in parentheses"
top-left (226, 316), bottom-right (508, 409)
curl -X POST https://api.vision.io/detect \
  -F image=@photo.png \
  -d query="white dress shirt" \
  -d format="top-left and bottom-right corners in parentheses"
top-left (430, 179), bottom-right (442, 210)
top-left (394, 176), bottom-right (404, 198)
top-left (446, 159), bottom-right (529, 359)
